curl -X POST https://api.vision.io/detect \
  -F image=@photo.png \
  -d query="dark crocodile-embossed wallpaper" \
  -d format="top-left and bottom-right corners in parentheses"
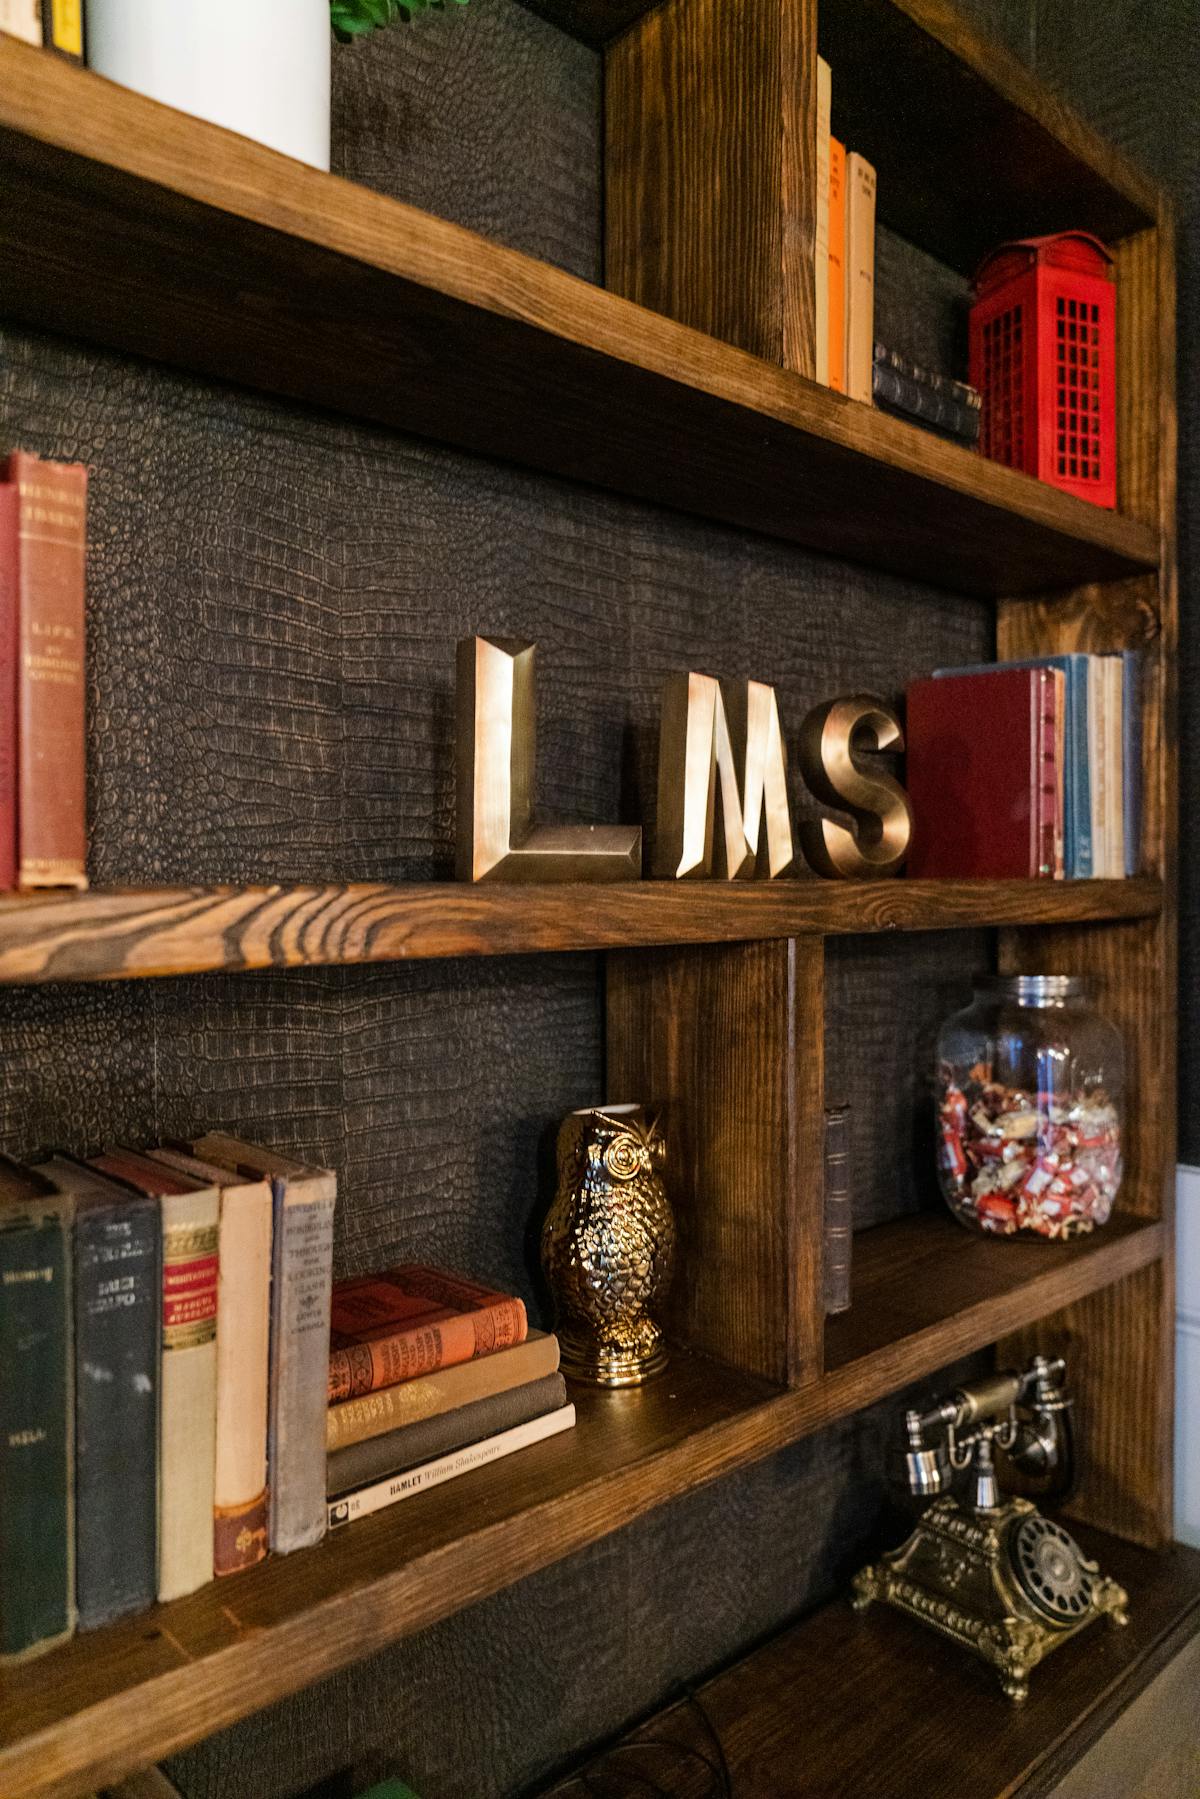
top-left (0, 1), bottom-right (1193, 1793)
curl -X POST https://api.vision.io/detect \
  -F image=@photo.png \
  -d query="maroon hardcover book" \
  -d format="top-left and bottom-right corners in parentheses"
top-left (905, 667), bottom-right (1062, 879)
top-left (0, 485), bottom-right (18, 891)
top-left (4, 450), bottom-right (87, 891)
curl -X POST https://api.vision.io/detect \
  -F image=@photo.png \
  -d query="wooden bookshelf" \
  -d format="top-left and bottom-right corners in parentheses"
top-left (0, 1212), bottom-right (1163, 1799)
top-left (0, 0), bottom-right (1179, 1790)
top-left (543, 1526), bottom-right (1200, 1797)
top-left (0, 39), bottom-right (1158, 598)
top-left (0, 876), bottom-right (1162, 984)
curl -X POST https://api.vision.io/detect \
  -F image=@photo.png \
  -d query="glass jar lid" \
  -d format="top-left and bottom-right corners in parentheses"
top-left (974, 974), bottom-right (1092, 1004)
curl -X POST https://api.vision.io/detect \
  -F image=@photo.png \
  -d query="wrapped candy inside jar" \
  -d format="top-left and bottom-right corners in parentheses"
top-left (935, 976), bottom-right (1124, 1239)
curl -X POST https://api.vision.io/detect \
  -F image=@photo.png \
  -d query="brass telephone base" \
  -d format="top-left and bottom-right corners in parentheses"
top-left (852, 1496), bottom-right (1128, 1702)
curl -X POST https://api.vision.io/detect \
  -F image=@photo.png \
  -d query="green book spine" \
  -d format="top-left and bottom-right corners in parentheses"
top-left (0, 1199), bottom-right (73, 1661)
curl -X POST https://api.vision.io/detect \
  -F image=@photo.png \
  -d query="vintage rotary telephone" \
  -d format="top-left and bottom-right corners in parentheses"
top-left (852, 1356), bottom-right (1128, 1700)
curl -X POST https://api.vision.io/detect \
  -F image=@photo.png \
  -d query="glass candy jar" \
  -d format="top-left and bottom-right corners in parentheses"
top-left (936, 976), bottom-right (1124, 1239)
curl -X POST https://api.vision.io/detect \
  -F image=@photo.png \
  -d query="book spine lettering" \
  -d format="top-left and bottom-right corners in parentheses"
top-left (0, 487), bottom-right (18, 890)
top-left (0, 1208), bottom-right (73, 1661)
top-left (214, 1189), bottom-right (272, 1575)
top-left (814, 57), bottom-right (831, 387)
top-left (74, 1198), bottom-right (159, 1630)
top-left (822, 1103), bottom-right (852, 1314)
top-left (5, 452), bottom-right (87, 889)
top-left (328, 1296), bottom-right (527, 1402)
top-left (845, 154), bottom-right (877, 404)
top-left (158, 1198), bottom-right (219, 1601)
top-left (328, 1372), bottom-right (568, 1497)
top-left (327, 1331), bottom-right (561, 1451)
top-left (328, 1406), bottom-right (577, 1529)
top-left (827, 138), bottom-right (846, 394)
top-left (269, 1179), bottom-right (336, 1554)
top-left (1034, 670), bottom-right (1057, 877)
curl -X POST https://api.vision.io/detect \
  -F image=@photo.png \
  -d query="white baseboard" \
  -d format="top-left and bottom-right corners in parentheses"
top-left (1176, 1165), bottom-right (1200, 1548)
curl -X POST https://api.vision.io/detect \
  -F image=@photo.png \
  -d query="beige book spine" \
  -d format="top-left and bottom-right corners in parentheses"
top-left (213, 1182), bottom-right (273, 1575)
top-left (845, 151), bottom-right (877, 403)
top-left (1088, 658), bottom-right (1110, 877)
top-left (0, 1), bottom-right (42, 44)
top-left (327, 1329), bottom-right (562, 1450)
top-left (158, 1189), bottom-right (219, 1603)
top-left (1107, 656), bottom-right (1124, 879)
top-left (814, 56), bottom-right (831, 387)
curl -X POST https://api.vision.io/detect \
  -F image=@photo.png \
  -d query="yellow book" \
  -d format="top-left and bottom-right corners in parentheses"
top-left (814, 56), bottom-right (831, 387)
top-left (845, 150), bottom-right (877, 403)
top-left (828, 137), bottom-right (847, 394)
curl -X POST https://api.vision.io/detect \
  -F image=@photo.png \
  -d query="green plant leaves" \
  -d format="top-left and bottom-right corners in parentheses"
top-left (331, 0), bottom-right (469, 43)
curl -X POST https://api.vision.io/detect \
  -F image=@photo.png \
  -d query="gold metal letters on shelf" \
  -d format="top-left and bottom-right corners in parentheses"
top-left (455, 637), bottom-right (642, 883)
top-left (797, 694), bottom-right (912, 879)
top-left (654, 673), bottom-right (795, 880)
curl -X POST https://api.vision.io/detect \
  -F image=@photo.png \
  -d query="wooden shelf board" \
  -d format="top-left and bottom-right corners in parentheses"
top-left (819, 0), bottom-right (1158, 274)
top-left (0, 877), bottom-right (1162, 984)
top-left (0, 42), bottom-right (1158, 597)
top-left (543, 1526), bottom-right (1200, 1797)
top-left (825, 1209), bottom-right (1162, 1378)
top-left (0, 1214), bottom-right (1162, 1798)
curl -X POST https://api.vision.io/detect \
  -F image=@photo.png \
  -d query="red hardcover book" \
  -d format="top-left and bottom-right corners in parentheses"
top-left (328, 1266), bottom-right (527, 1403)
top-left (4, 451), bottom-right (87, 890)
top-left (905, 667), bottom-right (1062, 879)
top-left (0, 485), bottom-right (18, 891)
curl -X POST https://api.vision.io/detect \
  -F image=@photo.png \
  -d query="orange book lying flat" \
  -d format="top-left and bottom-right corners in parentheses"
top-left (328, 1266), bottom-right (527, 1402)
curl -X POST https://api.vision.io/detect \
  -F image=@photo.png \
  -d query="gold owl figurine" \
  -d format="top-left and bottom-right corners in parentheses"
top-left (541, 1105), bottom-right (676, 1387)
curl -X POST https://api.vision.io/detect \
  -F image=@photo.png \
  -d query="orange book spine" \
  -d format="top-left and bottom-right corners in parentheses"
top-left (827, 138), bottom-right (847, 394)
top-left (328, 1297), bottom-right (527, 1402)
top-left (5, 451), bottom-right (87, 890)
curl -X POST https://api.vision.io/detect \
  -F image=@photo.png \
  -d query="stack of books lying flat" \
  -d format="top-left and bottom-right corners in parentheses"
top-left (325, 1266), bottom-right (574, 1528)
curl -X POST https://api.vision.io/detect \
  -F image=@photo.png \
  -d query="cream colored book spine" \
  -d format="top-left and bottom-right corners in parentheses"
top-left (0, 1), bottom-right (42, 45)
top-left (158, 1188), bottom-right (219, 1603)
top-left (1106, 654), bottom-right (1125, 880)
top-left (845, 151), bottom-right (877, 403)
top-left (814, 56), bottom-right (832, 387)
top-left (1088, 657), bottom-right (1110, 877)
top-left (213, 1180), bottom-right (273, 1575)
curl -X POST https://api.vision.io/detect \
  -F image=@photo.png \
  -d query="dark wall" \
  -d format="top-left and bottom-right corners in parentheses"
top-left (0, 2), bottom-right (1190, 1795)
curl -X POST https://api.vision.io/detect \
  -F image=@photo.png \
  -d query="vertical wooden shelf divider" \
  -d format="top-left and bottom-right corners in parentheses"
top-left (998, 215), bottom-right (1178, 1546)
top-left (607, 939), bottom-right (825, 1387)
top-left (606, 0), bottom-right (817, 376)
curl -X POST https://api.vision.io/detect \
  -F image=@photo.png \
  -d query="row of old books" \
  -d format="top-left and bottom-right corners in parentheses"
top-left (815, 55), bottom-right (875, 403)
top-left (325, 1268), bottom-right (574, 1529)
top-left (814, 61), bottom-right (985, 447)
top-left (906, 656), bottom-right (1140, 880)
top-left (0, 0), bottom-right (81, 56)
top-left (0, 1136), bottom-right (335, 1663)
top-left (0, 449), bottom-right (89, 892)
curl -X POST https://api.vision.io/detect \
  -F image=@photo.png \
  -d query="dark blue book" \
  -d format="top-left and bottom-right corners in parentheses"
top-left (0, 1157), bottom-right (73, 1662)
top-left (37, 1156), bottom-right (160, 1631)
top-left (933, 655), bottom-right (1092, 878)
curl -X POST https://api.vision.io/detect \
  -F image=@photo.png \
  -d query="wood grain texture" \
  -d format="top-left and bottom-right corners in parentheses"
top-left (542, 1528), bottom-right (1200, 1799)
top-left (817, 0), bottom-right (1157, 274)
top-left (1000, 1262), bottom-right (1174, 1549)
top-left (0, 1212), bottom-right (1162, 1799)
top-left (825, 1210), bottom-right (1161, 1376)
top-left (605, 0), bottom-right (815, 373)
top-left (0, 879), bottom-right (1162, 985)
top-left (0, 41), bottom-right (1161, 596)
top-left (607, 939), bottom-right (821, 1385)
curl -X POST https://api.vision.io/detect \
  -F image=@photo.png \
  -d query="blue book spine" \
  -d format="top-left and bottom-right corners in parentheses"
top-left (1123, 651), bottom-right (1141, 877)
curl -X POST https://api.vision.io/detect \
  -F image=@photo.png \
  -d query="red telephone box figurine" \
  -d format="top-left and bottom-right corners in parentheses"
top-left (969, 232), bottom-right (1116, 509)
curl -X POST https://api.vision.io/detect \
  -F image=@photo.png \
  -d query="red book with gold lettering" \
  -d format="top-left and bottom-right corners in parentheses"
top-left (0, 484), bottom-right (18, 891)
top-left (906, 667), bottom-right (1063, 879)
top-left (4, 450), bottom-right (87, 890)
top-left (329, 1267), bottom-right (527, 1402)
